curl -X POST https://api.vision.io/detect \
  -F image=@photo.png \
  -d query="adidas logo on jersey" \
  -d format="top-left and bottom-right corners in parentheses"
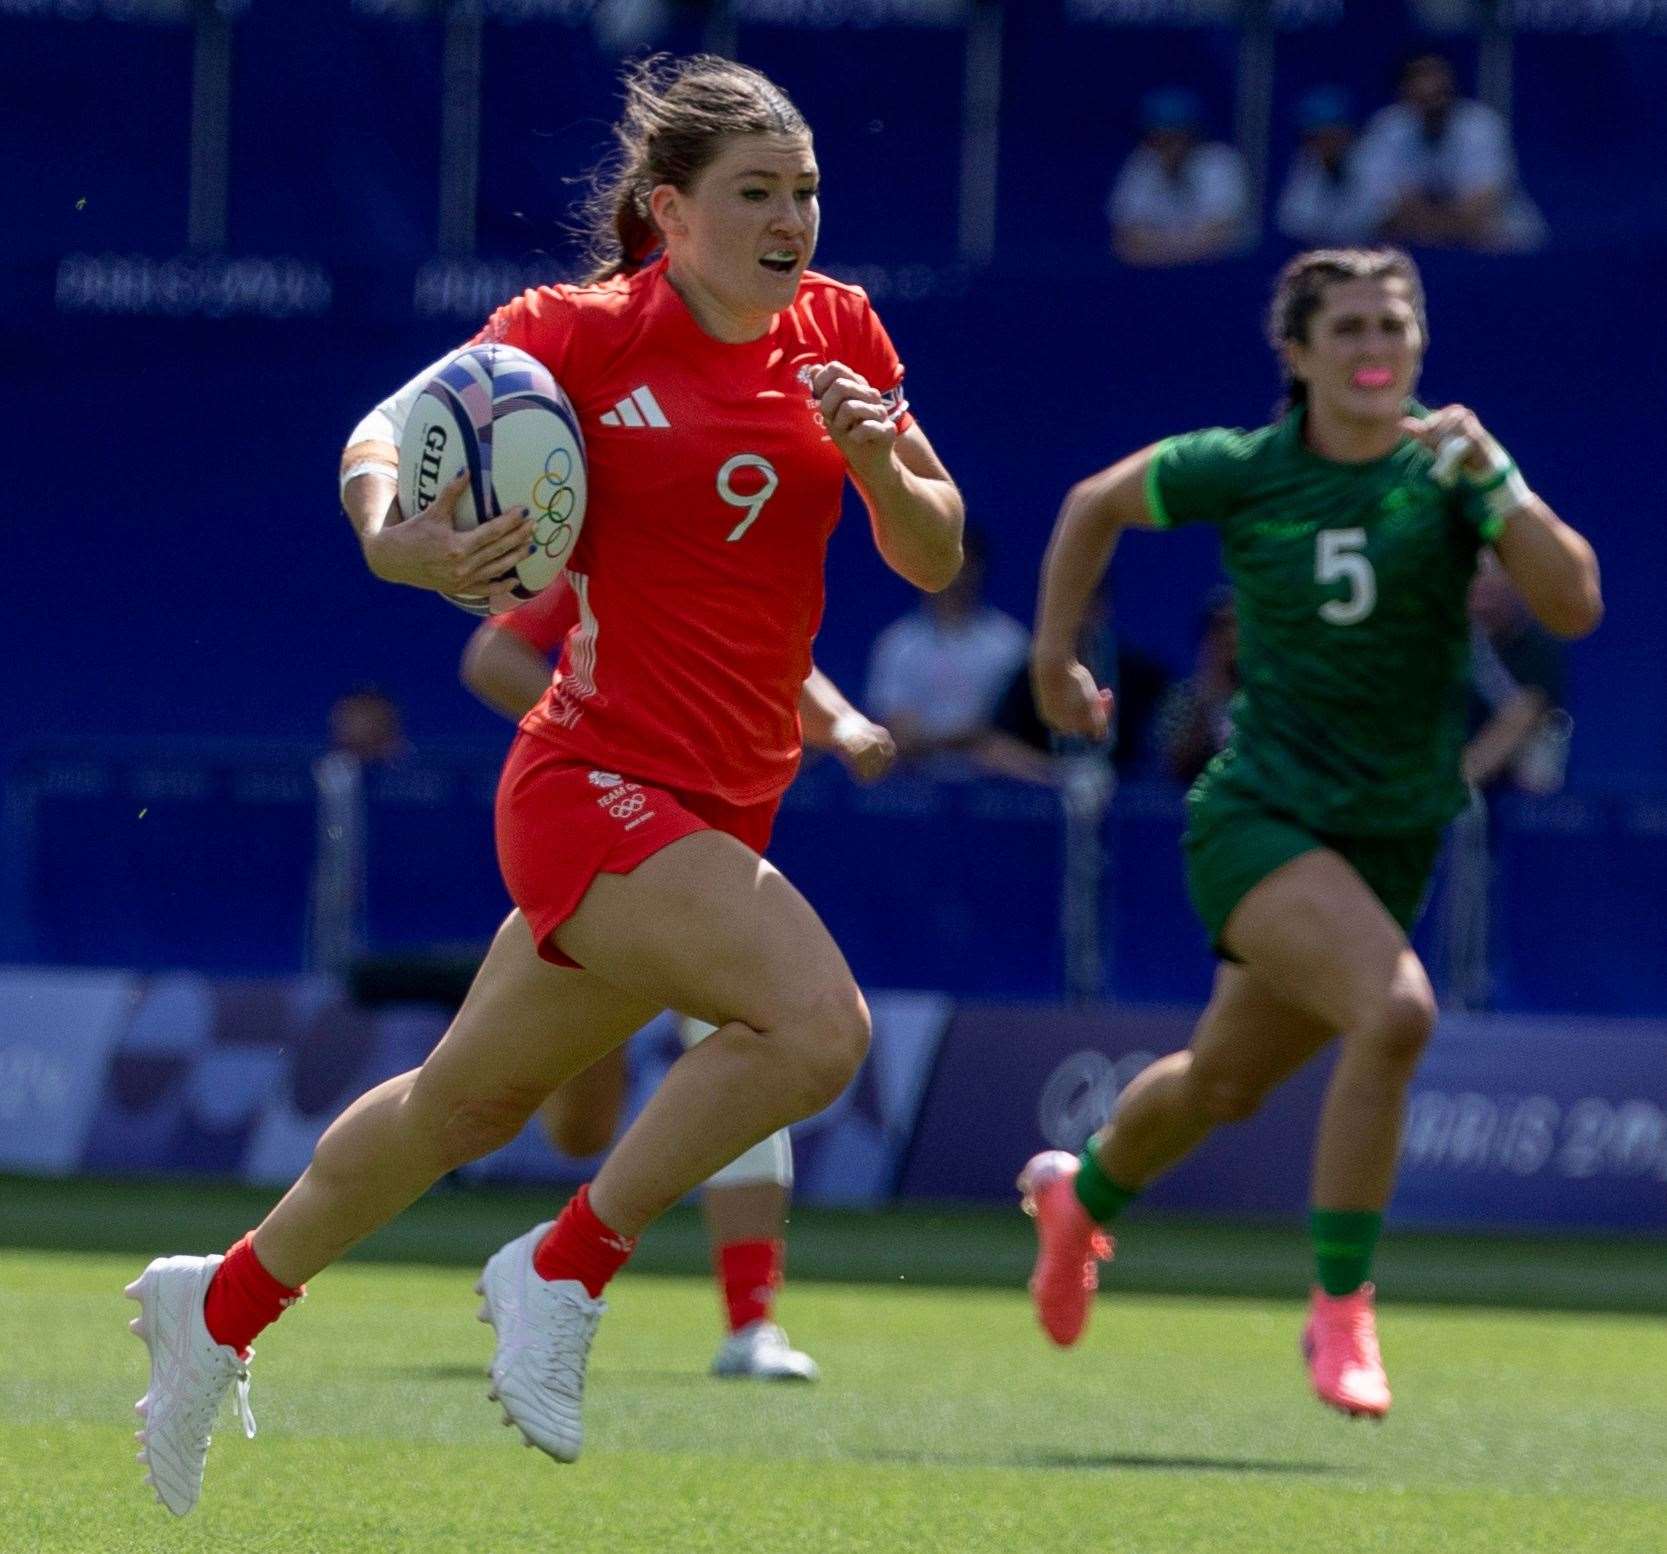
top-left (599, 386), bottom-right (669, 429)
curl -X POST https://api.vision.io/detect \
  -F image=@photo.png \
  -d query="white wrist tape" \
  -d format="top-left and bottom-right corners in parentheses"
top-left (1463, 441), bottom-right (1535, 536)
top-left (1470, 463), bottom-right (1534, 516)
top-left (340, 347), bottom-right (468, 504)
top-left (1435, 433), bottom-right (1533, 539)
top-left (339, 457), bottom-right (398, 500)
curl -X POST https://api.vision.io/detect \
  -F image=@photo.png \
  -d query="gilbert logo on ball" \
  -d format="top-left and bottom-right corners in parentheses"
top-left (395, 344), bottom-right (588, 616)
top-left (412, 425), bottom-right (448, 519)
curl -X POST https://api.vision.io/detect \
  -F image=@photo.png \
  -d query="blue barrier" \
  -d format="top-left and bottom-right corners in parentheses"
top-left (899, 1000), bottom-right (1667, 1231)
top-left (0, 966), bottom-right (950, 1208)
top-left (4, 965), bottom-right (1661, 1230)
top-left (4, 742), bottom-right (1665, 1012)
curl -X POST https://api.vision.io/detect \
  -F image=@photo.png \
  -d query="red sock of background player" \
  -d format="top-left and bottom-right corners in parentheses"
top-left (533, 1185), bottom-right (638, 1297)
top-left (202, 1234), bottom-right (306, 1358)
top-left (717, 1239), bottom-right (783, 1332)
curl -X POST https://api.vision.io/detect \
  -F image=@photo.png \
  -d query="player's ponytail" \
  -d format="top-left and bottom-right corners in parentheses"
top-left (609, 176), bottom-right (660, 272)
top-left (579, 54), bottom-right (809, 284)
top-left (1265, 247), bottom-right (1427, 417)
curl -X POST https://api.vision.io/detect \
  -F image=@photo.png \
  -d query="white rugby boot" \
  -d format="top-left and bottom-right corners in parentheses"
top-left (710, 1320), bottom-right (821, 1382)
top-left (476, 1222), bottom-right (605, 1463)
top-left (125, 1254), bottom-right (256, 1516)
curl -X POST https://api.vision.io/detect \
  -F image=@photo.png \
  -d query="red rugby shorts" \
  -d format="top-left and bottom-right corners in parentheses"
top-left (495, 732), bottom-right (781, 968)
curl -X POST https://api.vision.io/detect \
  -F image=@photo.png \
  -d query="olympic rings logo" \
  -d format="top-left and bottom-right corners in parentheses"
top-left (529, 445), bottom-right (579, 558)
top-left (609, 793), bottom-right (646, 820)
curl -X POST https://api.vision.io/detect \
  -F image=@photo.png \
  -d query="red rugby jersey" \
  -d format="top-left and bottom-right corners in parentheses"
top-left (472, 258), bottom-right (911, 805)
top-left (488, 572), bottom-right (579, 658)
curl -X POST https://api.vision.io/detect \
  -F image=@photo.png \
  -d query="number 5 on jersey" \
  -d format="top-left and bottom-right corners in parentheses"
top-left (1316, 527), bottom-right (1376, 625)
top-left (717, 454), bottom-right (779, 542)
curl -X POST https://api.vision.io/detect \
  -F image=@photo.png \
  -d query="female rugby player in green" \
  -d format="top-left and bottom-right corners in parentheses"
top-left (1018, 247), bottom-right (1601, 1418)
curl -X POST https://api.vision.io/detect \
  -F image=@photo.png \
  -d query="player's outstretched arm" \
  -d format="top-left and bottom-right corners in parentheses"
top-left (810, 361), bottom-right (964, 593)
top-left (461, 621), bottom-right (553, 722)
top-left (797, 666), bottom-right (896, 784)
top-left (1404, 407), bottom-right (1603, 640)
top-left (1032, 445), bottom-right (1163, 741)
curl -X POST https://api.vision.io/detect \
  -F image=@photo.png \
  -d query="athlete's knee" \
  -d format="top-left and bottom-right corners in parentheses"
top-left (779, 982), bottom-right (871, 1113)
top-left (424, 1083), bottom-right (545, 1169)
top-left (1352, 974), bottom-right (1437, 1072)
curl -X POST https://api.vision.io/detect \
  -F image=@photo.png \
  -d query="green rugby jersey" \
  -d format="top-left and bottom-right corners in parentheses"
top-left (1146, 407), bottom-right (1498, 835)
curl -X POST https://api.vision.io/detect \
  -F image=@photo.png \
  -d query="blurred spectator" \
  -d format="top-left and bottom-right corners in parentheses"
top-left (984, 592), bottom-right (1169, 782)
top-left (1154, 587), bottom-right (1238, 787)
top-left (326, 686), bottom-right (407, 766)
top-left (865, 528), bottom-right (1029, 777)
top-left (1355, 52), bottom-right (1546, 253)
top-left (1109, 88), bottom-right (1251, 268)
top-left (1440, 562), bottom-right (1571, 1009)
top-left (1276, 88), bottom-right (1378, 246)
top-left (308, 687), bottom-right (406, 975)
top-left (1464, 559), bottom-right (1570, 796)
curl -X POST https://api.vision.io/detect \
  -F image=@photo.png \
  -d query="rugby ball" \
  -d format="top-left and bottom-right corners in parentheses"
top-left (395, 343), bottom-right (586, 615)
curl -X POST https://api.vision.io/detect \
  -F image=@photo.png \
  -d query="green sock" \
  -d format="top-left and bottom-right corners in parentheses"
top-left (1310, 1209), bottom-right (1383, 1296)
top-left (1074, 1144), bottom-right (1140, 1225)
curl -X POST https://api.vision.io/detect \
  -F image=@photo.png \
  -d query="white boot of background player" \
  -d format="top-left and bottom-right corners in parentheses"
top-left (711, 1319), bottom-right (821, 1381)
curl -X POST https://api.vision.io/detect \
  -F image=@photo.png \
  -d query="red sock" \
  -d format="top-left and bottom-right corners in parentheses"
top-left (717, 1239), bottom-right (783, 1333)
top-left (202, 1234), bottom-right (306, 1357)
top-left (532, 1185), bottom-right (637, 1298)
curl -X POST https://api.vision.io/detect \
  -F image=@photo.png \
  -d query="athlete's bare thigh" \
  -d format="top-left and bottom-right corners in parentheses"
top-left (554, 829), bottom-right (859, 1032)
top-left (1187, 959), bottom-right (1337, 1106)
top-left (1222, 847), bottom-right (1427, 1036)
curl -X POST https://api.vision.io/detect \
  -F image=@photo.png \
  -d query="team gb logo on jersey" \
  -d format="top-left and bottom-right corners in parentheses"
top-left (588, 770), bottom-right (623, 789)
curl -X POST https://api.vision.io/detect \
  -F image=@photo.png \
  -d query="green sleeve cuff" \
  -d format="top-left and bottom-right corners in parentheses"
top-left (1477, 511), bottom-right (1507, 544)
top-left (1144, 439), bottom-right (1176, 529)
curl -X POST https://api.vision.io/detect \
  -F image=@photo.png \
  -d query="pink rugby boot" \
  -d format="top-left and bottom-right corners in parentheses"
top-left (1301, 1283), bottom-right (1392, 1419)
top-left (1017, 1150), bottom-right (1113, 1347)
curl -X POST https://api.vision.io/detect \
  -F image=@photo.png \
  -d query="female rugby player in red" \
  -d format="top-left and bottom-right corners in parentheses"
top-left (460, 579), bottom-right (896, 1382)
top-left (126, 55), bottom-right (962, 1515)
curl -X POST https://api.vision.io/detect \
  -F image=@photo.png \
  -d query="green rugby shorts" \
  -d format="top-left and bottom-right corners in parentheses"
top-left (1182, 770), bottom-right (1442, 958)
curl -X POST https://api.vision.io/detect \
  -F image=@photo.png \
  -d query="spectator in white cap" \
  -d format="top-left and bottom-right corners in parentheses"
top-left (1277, 88), bottom-right (1379, 246)
top-left (1109, 88), bottom-right (1251, 268)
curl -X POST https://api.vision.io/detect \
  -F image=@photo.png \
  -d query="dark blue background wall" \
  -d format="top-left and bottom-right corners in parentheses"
top-left (10, 253), bottom-right (1662, 783)
top-left (5, 1), bottom-right (1665, 1007)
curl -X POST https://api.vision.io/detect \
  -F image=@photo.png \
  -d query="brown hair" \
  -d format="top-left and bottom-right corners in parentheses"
top-left (1265, 247), bottom-right (1427, 411)
top-left (577, 54), bottom-right (809, 284)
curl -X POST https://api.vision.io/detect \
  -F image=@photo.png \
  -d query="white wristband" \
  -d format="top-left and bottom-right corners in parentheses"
top-left (1478, 468), bottom-right (1536, 532)
top-left (340, 458), bottom-right (398, 500)
top-left (1461, 444), bottom-right (1535, 536)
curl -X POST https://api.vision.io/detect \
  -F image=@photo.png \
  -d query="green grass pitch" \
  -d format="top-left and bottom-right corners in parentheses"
top-left (2, 1181), bottom-right (1664, 1553)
